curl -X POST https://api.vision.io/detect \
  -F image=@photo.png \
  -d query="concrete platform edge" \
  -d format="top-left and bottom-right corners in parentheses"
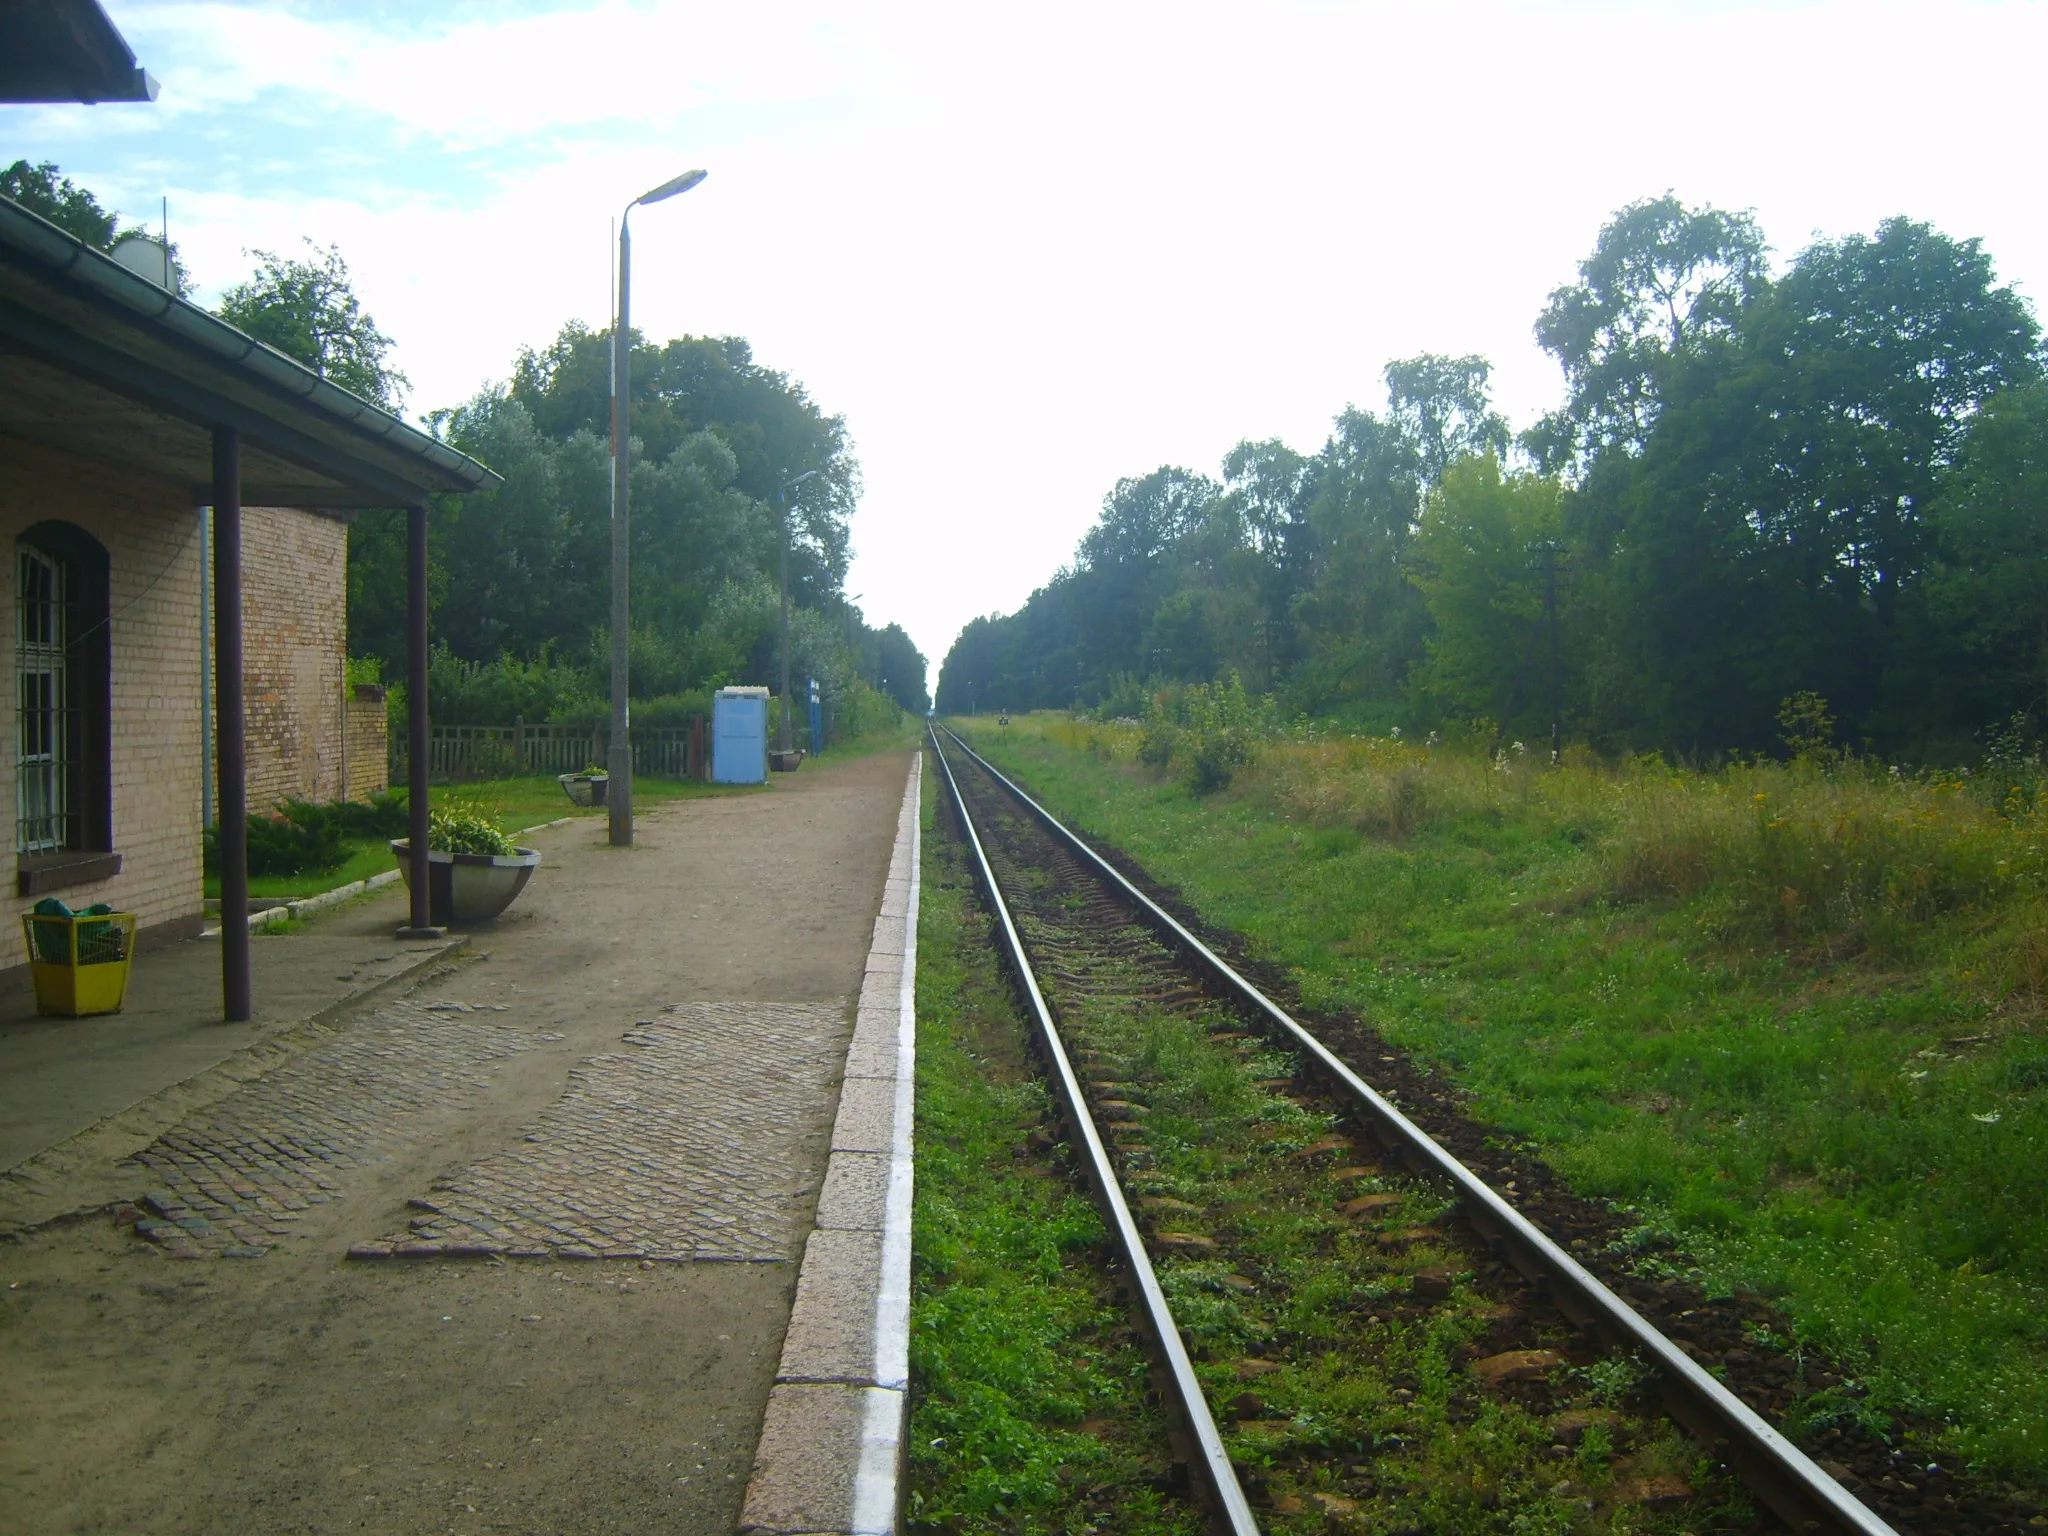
top-left (742, 752), bottom-right (919, 1536)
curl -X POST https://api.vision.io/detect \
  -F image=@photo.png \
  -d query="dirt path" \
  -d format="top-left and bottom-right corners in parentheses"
top-left (0, 748), bottom-right (913, 1535)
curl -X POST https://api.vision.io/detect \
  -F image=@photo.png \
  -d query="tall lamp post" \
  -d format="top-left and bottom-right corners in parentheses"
top-left (777, 468), bottom-right (820, 754)
top-left (609, 166), bottom-right (707, 847)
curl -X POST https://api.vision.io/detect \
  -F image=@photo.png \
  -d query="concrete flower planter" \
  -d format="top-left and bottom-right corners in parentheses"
top-left (389, 841), bottom-right (541, 926)
top-left (558, 772), bottom-right (609, 807)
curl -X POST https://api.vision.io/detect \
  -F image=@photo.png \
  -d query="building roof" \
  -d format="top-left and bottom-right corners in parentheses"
top-left (0, 196), bottom-right (501, 507)
top-left (0, 0), bottom-right (158, 104)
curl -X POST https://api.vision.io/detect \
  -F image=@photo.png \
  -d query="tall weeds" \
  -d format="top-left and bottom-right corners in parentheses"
top-left (1062, 711), bottom-right (2048, 959)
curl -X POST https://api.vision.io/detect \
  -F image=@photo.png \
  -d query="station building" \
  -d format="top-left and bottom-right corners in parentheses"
top-left (0, 195), bottom-right (497, 1004)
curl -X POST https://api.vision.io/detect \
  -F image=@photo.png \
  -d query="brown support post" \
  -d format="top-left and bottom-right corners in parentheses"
top-left (211, 427), bottom-right (251, 1022)
top-left (397, 500), bottom-right (441, 939)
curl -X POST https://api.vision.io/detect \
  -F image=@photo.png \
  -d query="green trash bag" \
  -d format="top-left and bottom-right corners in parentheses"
top-left (29, 898), bottom-right (126, 965)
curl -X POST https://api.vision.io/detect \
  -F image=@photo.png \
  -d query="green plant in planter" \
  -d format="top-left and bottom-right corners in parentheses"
top-left (427, 802), bottom-right (515, 857)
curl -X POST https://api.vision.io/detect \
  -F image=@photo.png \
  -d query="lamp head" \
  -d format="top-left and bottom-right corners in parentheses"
top-left (637, 168), bottom-right (708, 206)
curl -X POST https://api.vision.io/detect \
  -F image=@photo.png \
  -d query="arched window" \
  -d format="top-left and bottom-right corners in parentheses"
top-left (16, 523), bottom-right (112, 877)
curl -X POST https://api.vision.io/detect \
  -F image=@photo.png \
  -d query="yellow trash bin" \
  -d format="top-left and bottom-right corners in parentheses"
top-left (23, 909), bottom-right (137, 1016)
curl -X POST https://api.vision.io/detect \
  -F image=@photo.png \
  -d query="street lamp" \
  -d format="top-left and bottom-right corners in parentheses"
top-left (777, 468), bottom-right (820, 754)
top-left (609, 166), bottom-right (706, 847)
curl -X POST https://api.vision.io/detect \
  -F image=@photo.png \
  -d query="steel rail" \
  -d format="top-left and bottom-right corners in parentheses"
top-left (940, 724), bottom-right (1897, 1536)
top-left (927, 727), bottom-right (1262, 1536)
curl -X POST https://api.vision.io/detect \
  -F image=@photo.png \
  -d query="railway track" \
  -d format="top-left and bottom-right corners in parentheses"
top-left (928, 722), bottom-right (1898, 1536)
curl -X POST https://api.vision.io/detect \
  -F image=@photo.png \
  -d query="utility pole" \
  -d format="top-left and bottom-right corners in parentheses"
top-left (1527, 539), bottom-right (1564, 763)
top-left (777, 470), bottom-right (819, 753)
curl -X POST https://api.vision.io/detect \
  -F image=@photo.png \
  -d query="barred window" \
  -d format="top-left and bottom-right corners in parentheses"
top-left (15, 524), bottom-right (111, 862)
top-left (17, 545), bottom-right (69, 852)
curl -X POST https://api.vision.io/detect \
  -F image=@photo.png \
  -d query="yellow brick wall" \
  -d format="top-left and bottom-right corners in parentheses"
top-left (343, 688), bottom-right (388, 801)
top-left (237, 505), bottom-right (349, 813)
top-left (0, 437), bottom-right (206, 968)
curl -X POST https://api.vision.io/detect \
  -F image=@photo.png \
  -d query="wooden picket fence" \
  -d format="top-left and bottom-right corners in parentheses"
top-left (392, 718), bottom-right (707, 782)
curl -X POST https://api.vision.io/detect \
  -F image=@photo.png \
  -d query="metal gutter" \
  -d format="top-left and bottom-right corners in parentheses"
top-left (0, 196), bottom-right (499, 496)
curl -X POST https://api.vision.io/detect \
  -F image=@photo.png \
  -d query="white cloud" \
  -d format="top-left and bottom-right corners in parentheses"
top-left (110, 1), bottom-right (902, 138)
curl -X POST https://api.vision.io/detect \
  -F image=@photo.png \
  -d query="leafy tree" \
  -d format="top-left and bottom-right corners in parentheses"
top-left (1409, 456), bottom-right (1567, 740)
top-left (1219, 437), bottom-right (1319, 682)
top-left (1529, 194), bottom-right (1767, 468)
top-left (871, 624), bottom-right (931, 714)
top-left (1289, 406), bottom-right (1425, 708)
top-left (1384, 353), bottom-right (1511, 484)
top-left (1572, 215), bottom-right (2041, 752)
top-left (1920, 383), bottom-right (2048, 732)
top-left (2, 159), bottom-right (118, 247)
top-left (508, 325), bottom-right (856, 598)
top-left (217, 240), bottom-right (408, 407)
top-left (1071, 468), bottom-right (1222, 693)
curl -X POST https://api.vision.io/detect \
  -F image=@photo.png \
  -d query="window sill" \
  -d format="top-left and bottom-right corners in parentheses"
top-left (18, 852), bottom-right (123, 897)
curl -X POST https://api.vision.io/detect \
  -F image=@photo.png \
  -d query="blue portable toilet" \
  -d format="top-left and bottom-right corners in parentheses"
top-left (712, 686), bottom-right (770, 783)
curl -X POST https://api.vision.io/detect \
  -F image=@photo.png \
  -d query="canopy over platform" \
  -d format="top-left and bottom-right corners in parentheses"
top-left (0, 199), bottom-right (497, 506)
top-left (0, 0), bottom-right (159, 104)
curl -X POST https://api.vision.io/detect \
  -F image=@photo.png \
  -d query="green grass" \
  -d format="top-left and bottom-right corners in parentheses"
top-left (205, 840), bottom-right (396, 903)
top-left (207, 775), bottom-right (749, 901)
top-left (958, 715), bottom-right (2048, 1482)
top-left (909, 773), bottom-right (1199, 1536)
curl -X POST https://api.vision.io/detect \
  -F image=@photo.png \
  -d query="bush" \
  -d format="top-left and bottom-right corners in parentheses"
top-left (1091, 671), bottom-right (1153, 722)
top-left (428, 801), bottom-right (514, 857)
top-left (426, 644), bottom-right (605, 726)
top-left (633, 689), bottom-right (715, 729)
top-left (206, 809), bottom-right (348, 879)
top-left (204, 791), bottom-right (416, 879)
top-left (1136, 674), bottom-right (1275, 794)
top-left (831, 676), bottom-right (903, 746)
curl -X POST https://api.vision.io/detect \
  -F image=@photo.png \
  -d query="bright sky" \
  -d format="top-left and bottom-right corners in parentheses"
top-left (9, 1), bottom-right (2045, 690)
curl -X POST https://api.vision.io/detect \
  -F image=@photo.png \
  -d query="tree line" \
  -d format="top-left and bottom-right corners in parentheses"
top-left (3, 159), bottom-right (931, 727)
top-left (937, 196), bottom-right (2046, 762)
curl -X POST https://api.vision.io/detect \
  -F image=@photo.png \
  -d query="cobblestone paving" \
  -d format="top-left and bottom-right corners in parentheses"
top-left (121, 1000), bottom-right (536, 1260)
top-left (349, 1002), bottom-right (848, 1263)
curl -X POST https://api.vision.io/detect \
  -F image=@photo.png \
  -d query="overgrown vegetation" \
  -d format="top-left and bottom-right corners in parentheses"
top-left (939, 196), bottom-right (2046, 767)
top-left (967, 715), bottom-right (2048, 1481)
